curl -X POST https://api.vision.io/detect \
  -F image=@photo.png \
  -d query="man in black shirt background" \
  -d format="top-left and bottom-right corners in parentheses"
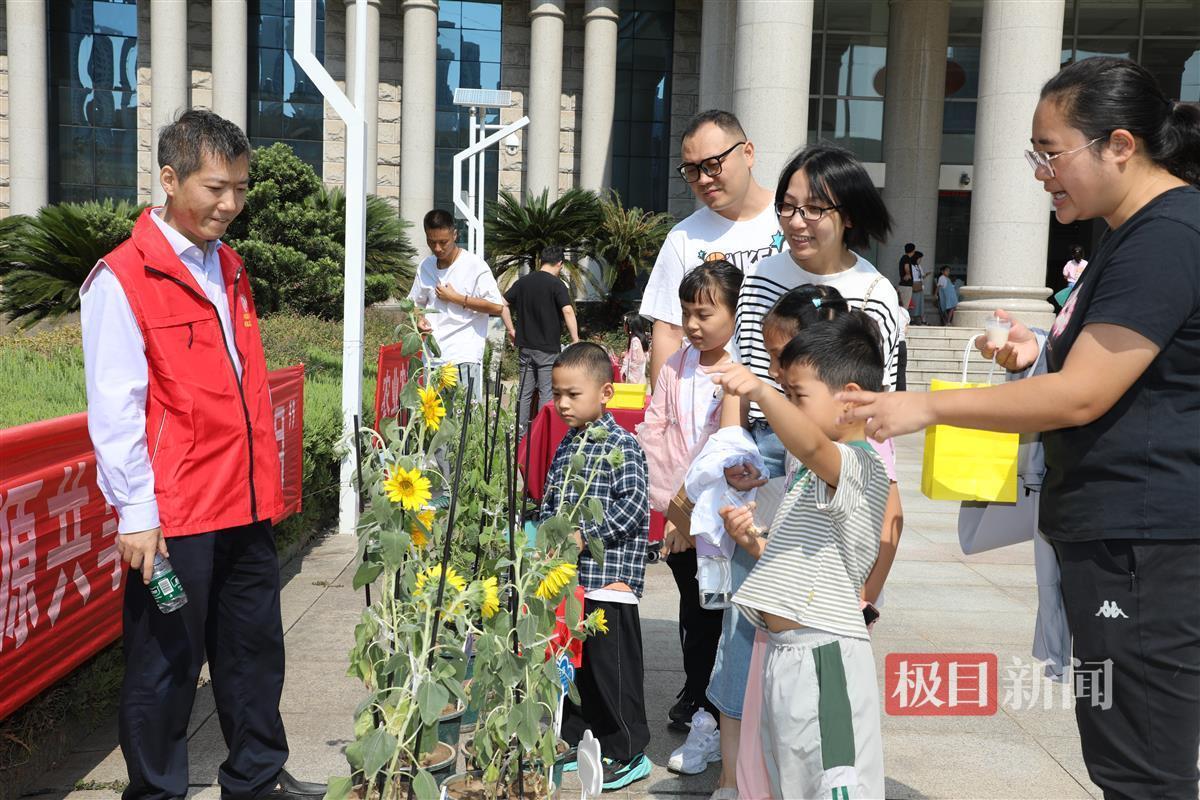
top-left (896, 241), bottom-right (916, 315)
top-left (502, 245), bottom-right (580, 432)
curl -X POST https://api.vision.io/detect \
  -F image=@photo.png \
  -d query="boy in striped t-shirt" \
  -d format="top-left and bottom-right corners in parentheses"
top-left (711, 312), bottom-right (889, 800)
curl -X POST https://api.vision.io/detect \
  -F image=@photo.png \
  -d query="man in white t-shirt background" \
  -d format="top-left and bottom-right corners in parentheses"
top-left (640, 110), bottom-right (786, 387)
top-left (408, 209), bottom-right (505, 401)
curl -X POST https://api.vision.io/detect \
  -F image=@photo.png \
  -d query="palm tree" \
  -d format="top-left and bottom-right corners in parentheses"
top-left (0, 199), bottom-right (145, 329)
top-left (593, 191), bottom-right (675, 304)
top-left (307, 186), bottom-right (418, 303)
top-left (484, 187), bottom-right (604, 295)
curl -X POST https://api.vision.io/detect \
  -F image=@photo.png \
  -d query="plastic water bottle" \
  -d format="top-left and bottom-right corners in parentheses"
top-left (149, 554), bottom-right (188, 613)
top-left (696, 554), bottom-right (732, 610)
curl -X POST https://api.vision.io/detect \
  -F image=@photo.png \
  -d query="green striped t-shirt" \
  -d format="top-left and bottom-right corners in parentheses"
top-left (732, 442), bottom-right (888, 641)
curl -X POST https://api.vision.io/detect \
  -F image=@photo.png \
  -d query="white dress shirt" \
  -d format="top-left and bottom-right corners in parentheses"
top-left (80, 209), bottom-right (240, 534)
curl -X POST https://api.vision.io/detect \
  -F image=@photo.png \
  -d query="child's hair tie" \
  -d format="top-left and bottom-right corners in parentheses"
top-left (812, 297), bottom-right (822, 309)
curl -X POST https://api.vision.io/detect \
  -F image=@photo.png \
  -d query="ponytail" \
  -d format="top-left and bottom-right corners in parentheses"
top-left (1041, 57), bottom-right (1200, 188)
top-left (1160, 101), bottom-right (1200, 187)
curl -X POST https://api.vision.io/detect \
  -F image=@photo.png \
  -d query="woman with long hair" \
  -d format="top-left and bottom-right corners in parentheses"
top-left (841, 57), bottom-right (1200, 798)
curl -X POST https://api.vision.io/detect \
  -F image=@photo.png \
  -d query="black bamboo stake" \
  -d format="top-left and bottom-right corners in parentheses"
top-left (352, 414), bottom-right (372, 608)
top-left (470, 344), bottom-right (508, 578)
top-left (501, 429), bottom-right (527, 798)
top-left (425, 376), bottom-right (475, 671)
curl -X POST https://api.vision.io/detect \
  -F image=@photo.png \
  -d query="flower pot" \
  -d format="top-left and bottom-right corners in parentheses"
top-left (442, 769), bottom-right (557, 800)
top-left (438, 700), bottom-right (466, 746)
top-left (397, 740), bottom-right (458, 786)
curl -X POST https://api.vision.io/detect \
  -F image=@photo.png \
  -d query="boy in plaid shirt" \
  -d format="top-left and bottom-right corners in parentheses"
top-left (537, 342), bottom-right (652, 790)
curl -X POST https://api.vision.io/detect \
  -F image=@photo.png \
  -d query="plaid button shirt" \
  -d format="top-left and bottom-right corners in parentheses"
top-left (536, 412), bottom-right (649, 596)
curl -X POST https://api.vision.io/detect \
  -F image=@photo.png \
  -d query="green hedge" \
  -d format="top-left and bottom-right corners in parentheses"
top-left (0, 309), bottom-right (401, 548)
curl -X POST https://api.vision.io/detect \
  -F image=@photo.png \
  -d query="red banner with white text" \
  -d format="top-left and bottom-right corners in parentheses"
top-left (374, 343), bottom-right (411, 432)
top-left (0, 366), bottom-right (305, 721)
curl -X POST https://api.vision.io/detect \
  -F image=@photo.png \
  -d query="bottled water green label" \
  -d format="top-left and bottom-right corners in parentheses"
top-left (149, 555), bottom-right (188, 613)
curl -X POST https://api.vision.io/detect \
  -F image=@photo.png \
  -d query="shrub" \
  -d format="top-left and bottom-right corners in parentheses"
top-left (593, 191), bottom-right (675, 301)
top-left (484, 188), bottom-right (604, 295)
top-left (226, 143), bottom-right (417, 319)
top-left (0, 200), bottom-right (144, 329)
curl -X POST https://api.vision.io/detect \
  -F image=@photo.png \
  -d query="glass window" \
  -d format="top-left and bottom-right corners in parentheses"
top-left (822, 34), bottom-right (887, 97)
top-left (249, 1), bottom-right (326, 172)
top-left (824, 0), bottom-right (888, 34)
top-left (1143, 0), bottom-right (1200, 36)
top-left (818, 97), bottom-right (884, 162)
top-left (1076, 0), bottom-right (1140, 35)
top-left (48, 0), bottom-right (139, 203)
top-left (613, 1), bottom-right (675, 212)
top-left (1073, 38), bottom-right (1139, 60)
top-left (935, 191), bottom-right (972, 276)
top-left (941, 100), bottom-right (977, 163)
top-left (948, 0), bottom-right (984, 36)
top-left (434, 0), bottom-right (502, 218)
top-left (1141, 39), bottom-right (1200, 101)
top-left (945, 41), bottom-right (980, 99)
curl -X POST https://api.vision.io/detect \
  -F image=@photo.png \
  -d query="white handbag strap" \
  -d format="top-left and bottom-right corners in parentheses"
top-left (960, 338), bottom-right (976, 384)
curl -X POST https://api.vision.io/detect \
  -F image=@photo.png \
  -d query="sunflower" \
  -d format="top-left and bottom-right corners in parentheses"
top-left (535, 562), bottom-right (577, 601)
top-left (383, 467), bottom-right (431, 511)
top-left (414, 564), bottom-right (467, 596)
top-left (410, 508), bottom-right (435, 548)
top-left (438, 363), bottom-right (459, 391)
top-left (418, 385), bottom-right (446, 430)
top-left (590, 607), bottom-right (609, 635)
top-left (480, 576), bottom-right (500, 619)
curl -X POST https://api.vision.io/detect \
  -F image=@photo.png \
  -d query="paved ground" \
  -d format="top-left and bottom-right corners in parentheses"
top-left (34, 433), bottom-right (1100, 800)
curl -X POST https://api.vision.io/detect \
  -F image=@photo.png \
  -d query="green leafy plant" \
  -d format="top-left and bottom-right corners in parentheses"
top-left (484, 188), bottom-right (603, 296)
top-left (0, 199), bottom-right (144, 328)
top-left (223, 142), bottom-right (416, 320)
top-left (592, 191), bottom-right (675, 302)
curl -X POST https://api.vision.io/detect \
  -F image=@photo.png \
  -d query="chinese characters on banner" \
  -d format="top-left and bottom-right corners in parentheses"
top-left (373, 343), bottom-right (411, 432)
top-left (0, 367), bottom-right (305, 721)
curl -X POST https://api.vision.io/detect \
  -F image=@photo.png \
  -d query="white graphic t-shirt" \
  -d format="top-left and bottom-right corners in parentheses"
top-left (407, 250), bottom-right (503, 365)
top-left (639, 203), bottom-right (786, 327)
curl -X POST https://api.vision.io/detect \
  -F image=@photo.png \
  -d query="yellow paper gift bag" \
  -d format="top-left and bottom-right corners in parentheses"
top-left (920, 340), bottom-right (1019, 503)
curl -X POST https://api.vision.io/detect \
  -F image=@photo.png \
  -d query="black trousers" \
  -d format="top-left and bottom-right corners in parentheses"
top-left (119, 521), bottom-right (288, 800)
top-left (1054, 538), bottom-right (1200, 800)
top-left (666, 549), bottom-right (723, 717)
top-left (896, 341), bottom-right (908, 392)
top-left (561, 599), bottom-right (650, 763)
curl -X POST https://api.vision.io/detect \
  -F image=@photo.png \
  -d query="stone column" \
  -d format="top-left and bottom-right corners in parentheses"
top-left (733, 0), bottom-right (814, 191)
top-left (151, 0), bottom-right (190, 205)
top-left (211, 0), bottom-right (248, 131)
top-left (527, 0), bottom-right (566, 199)
top-left (579, 0), bottom-right (618, 192)
top-left (400, 0), bottom-right (438, 243)
top-left (956, 0), bottom-right (1064, 328)
top-left (880, 0), bottom-right (949, 284)
top-left (7, 0), bottom-right (49, 213)
top-left (699, 0), bottom-right (736, 112)
top-left (346, 0), bottom-right (382, 194)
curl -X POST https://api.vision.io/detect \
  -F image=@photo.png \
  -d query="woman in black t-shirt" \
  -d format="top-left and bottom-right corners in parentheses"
top-left (839, 57), bottom-right (1200, 798)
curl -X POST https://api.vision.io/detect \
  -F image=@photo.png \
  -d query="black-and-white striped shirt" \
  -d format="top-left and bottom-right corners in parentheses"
top-left (733, 251), bottom-right (901, 421)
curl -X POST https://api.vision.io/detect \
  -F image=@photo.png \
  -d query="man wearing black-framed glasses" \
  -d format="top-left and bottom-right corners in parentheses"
top-left (640, 110), bottom-right (784, 388)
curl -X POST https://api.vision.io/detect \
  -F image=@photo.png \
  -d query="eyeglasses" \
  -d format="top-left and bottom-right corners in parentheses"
top-left (677, 141), bottom-right (747, 183)
top-left (1024, 137), bottom-right (1105, 178)
top-left (774, 202), bottom-right (841, 221)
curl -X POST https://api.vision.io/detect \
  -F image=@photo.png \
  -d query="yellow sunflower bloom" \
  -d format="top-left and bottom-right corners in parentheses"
top-left (438, 364), bottom-right (459, 391)
top-left (590, 607), bottom-right (609, 635)
top-left (410, 508), bottom-right (435, 548)
top-left (535, 562), bottom-right (577, 601)
top-left (414, 564), bottom-right (467, 596)
top-left (383, 467), bottom-right (431, 511)
top-left (418, 385), bottom-right (446, 430)
top-left (480, 576), bottom-right (500, 619)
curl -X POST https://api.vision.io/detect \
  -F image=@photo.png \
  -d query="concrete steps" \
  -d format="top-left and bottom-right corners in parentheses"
top-left (903, 325), bottom-right (1003, 391)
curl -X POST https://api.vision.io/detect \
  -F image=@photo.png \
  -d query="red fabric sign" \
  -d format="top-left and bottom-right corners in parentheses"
top-left (268, 366), bottom-right (305, 521)
top-left (0, 367), bottom-right (305, 721)
top-left (373, 343), bottom-right (412, 432)
top-left (517, 404), bottom-right (665, 543)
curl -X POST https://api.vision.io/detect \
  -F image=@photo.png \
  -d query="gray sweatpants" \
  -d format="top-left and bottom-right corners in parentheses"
top-left (760, 627), bottom-right (884, 800)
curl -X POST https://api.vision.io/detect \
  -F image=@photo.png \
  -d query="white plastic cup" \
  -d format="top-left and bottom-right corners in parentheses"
top-left (985, 315), bottom-right (1012, 348)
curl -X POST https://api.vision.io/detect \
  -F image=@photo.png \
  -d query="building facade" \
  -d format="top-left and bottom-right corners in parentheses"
top-left (1, 0), bottom-right (1197, 323)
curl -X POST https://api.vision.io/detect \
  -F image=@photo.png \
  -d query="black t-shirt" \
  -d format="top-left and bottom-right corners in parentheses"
top-left (503, 270), bottom-right (571, 353)
top-left (898, 254), bottom-right (913, 286)
top-left (1040, 185), bottom-right (1200, 542)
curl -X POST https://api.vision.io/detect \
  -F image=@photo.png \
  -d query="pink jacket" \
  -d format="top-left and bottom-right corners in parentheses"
top-left (636, 346), bottom-right (724, 513)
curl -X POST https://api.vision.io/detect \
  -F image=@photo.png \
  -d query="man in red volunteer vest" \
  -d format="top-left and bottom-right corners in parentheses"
top-left (80, 110), bottom-right (323, 800)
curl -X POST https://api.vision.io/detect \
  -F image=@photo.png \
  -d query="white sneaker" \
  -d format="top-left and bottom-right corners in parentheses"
top-left (667, 708), bottom-right (721, 775)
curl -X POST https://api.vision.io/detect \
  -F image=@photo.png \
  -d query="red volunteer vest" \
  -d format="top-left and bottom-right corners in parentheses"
top-left (102, 208), bottom-right (283, 537)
